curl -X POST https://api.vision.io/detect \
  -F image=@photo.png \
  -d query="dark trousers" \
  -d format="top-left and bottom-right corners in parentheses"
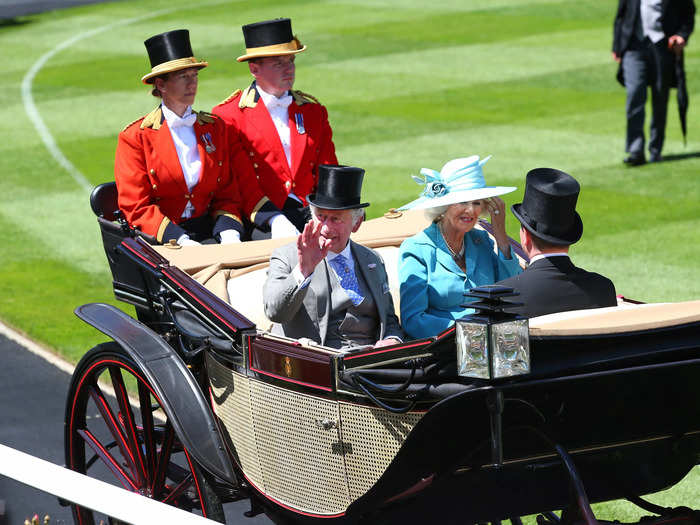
top-left (622, 37), bottom-right (674, 157)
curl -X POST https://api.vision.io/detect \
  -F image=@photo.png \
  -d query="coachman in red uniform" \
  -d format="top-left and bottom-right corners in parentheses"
top-left (213, 18), bottom-right (338, 238)
top-left (115, 30), bottom-right (244, 245)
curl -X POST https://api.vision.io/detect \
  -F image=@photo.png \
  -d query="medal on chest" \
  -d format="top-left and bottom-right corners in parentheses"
top-left (294, 113), bottom-right (306, 135)
top-left (200, 132), bottom-right (216, 153)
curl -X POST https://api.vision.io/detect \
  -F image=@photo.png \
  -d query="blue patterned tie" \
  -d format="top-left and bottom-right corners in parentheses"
top-left (329, 254), bottom-right (364, 306)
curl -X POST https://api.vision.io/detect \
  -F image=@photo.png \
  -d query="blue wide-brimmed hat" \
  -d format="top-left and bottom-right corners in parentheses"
top-left (398, 155), bottom-right (516, 211)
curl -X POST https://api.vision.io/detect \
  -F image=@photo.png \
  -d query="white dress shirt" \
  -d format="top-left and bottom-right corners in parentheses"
top-left (162, 104), bottom-right (201, 219)
top-left (529, 252), bottom-right (569, 264)
top-left (258, 86), bottom-right (303, 204)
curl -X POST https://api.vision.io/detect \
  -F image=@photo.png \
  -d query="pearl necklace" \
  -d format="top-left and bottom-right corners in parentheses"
top-left (439, 222), bottom-right (465, 266)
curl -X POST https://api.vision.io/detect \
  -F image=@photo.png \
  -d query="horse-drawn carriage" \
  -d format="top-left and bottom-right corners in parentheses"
top-left (63, 182), bottom-right (700, 524)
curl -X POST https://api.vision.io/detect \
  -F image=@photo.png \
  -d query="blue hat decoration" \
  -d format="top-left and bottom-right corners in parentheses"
top-left (398, 155), bottom-right (516, 211)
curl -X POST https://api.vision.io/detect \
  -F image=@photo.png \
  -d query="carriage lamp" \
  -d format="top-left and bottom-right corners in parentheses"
top-left (456, 285), bottom-right (530, 380)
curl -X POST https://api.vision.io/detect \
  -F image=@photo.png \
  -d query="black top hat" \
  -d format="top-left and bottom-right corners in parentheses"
top-left (511, 168), bottom-right (583, 245)
top-left (237, 18), bottom-right (306, 62)
top-left (141, 29), bottom-right (208, 84)
top-left (307, 165), bottom-right (370, 210)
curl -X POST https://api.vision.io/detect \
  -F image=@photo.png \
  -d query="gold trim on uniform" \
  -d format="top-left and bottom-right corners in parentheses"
top-left (141, 56), bottom-right (209, 84)
top-left (156, 217), bottom-right (171, 243)
top-left (250, 197), bottom-right (270, 222)
top-left (292, 90), bottom-right (319, 106)
top-left (238, 86), bottom-right (258, 109)
top-left (214, 210), bottom-right (243, 225)
top-left (140, 106), bottom-right (163, 130)
top-left (196, 111), bottom-right (216, 125)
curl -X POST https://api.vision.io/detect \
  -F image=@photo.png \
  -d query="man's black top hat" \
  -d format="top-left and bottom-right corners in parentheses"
top-left (243, 18), bottom-right (293, 48)
top-left (237, 18), bottom-right (306, 62)
top-left (141, 29), bottom-right (208, 84)
top-left (307, 165), bottom-right (370, 210)
top-left (511, 167), bottom-right (583, 245)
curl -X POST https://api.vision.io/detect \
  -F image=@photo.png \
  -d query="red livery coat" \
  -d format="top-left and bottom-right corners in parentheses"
top-left (115, 106), bottom-right (243, 242)
top-left (213, 85), bottom-right (337, 219)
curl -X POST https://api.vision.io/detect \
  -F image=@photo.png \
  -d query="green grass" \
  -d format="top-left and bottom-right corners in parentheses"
top-left (0, 0), bottom-right (698, 517)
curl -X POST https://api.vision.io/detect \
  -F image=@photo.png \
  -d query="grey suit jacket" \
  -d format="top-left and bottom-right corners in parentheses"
top-left (263, 241), bottom-right (404, 346)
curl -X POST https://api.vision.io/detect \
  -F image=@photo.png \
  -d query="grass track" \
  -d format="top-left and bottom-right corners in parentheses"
top-left (0, 0), bottom-right (697, 518)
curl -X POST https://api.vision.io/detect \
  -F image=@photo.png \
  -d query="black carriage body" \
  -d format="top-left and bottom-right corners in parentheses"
top-left (75, 194), bottom-right (700, 524)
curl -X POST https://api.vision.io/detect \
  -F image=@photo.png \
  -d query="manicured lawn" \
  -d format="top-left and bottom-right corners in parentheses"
top-left (0, 0), bottom-right (697, 519)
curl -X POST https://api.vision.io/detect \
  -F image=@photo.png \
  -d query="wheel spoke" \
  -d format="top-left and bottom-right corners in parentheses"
top-left (109, 365), bottom-right (148, 487)
top-left (161, 472), bottom-right (194, 505)
top-left (152, 422), bottom-right (175, 498)
top-left (138, 380), bottom-right (157, 484)
top-left (78, 429), bottom-right (137, 491)
top-left (88, 385), bottom-right (139, 480)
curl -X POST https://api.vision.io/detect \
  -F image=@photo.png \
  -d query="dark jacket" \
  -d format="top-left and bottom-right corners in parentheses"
top-left (496, 256), bottom-right (617, 318)
top-left (612, 0), bottom-right (696, 55)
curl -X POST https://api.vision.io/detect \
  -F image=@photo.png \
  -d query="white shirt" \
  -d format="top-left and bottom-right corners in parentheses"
top-left (640, 0), bottom-right (665, 43)
top-left (162, 104), bottom-right (201, 219)
top-left (529, 252), bottom-right (569, 264)
top-left (258, 85), bottom-right (293, 169)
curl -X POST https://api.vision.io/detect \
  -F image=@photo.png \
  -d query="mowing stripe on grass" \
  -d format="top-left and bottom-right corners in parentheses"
top-left (20, 7), bottom-right (180, 193)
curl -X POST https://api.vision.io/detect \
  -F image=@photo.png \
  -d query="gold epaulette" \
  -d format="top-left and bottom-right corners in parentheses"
top-left (218, 89), bottom-right (241, 107)
top-left (238, 86), bottom-right (257, 109)
top-left (140, 106), bottom-right (163, 130)
top-left (292, 89), bottom-right (320, 105)
top-left (196, 111), bottom-right (216, 125)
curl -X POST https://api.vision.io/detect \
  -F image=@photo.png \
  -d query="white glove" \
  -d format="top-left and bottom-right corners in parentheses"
top-left (270, 213), bottom-right (300, 238)
top-left (218, 229), bottom-right (242, 244)
top-left (177, 234), bottom-right (201, 246)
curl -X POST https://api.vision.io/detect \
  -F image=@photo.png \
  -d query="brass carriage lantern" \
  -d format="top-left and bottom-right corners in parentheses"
top-left (456, 285), bottom-right (530, 380)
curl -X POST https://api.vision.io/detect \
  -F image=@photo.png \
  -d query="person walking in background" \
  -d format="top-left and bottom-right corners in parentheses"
top-left (612, 0), bottom-right (695, 166)
top-left (214, 18), bottom-right (338, 239)
top-left (497, 168), bottom-right (617, 317)
top-left (115, 30), bottom-right (244, 245)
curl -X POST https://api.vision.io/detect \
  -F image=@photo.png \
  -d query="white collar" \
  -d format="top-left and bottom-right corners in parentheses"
top-left (327, 241), bottom-right (352, 262)
top-left (257, 85), bottom-right (292, 107)
top-left (161, 104), bottom-right (194, 125)
top-left (530, 253), bottom-right (569, 264)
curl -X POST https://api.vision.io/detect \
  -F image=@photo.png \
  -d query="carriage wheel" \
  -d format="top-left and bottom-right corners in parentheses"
top-left (64, 342), bottom-right (224, 524)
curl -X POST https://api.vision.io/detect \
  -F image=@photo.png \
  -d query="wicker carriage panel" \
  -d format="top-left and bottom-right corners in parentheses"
top-left (206, 355), bottom-right (265, 490)
top-left (249, 380), bottom-right (351, 515)
top-left (338, 402), bottom-right (423, 500)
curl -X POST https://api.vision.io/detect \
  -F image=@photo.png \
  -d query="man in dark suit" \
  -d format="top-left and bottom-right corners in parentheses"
top-left (612, 0), bottom-right (695, 165)
top-left (263, 165), bottom-right (403, 349)
top-left (497, 168), bottom-right (617, 318)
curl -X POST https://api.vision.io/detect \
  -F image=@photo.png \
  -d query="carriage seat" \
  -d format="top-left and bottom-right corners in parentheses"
top-left (529, 299), bottom-right (700, 336)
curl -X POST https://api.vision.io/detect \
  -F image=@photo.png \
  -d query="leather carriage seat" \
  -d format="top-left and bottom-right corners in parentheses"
top-left (529, 299), bottom-right (700, 336)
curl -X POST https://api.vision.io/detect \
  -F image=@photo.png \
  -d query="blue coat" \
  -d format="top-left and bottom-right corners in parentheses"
top-left (399, 223), bottom-right (522, 340)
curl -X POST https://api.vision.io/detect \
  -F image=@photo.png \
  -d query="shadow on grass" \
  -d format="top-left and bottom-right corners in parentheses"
top-left (658, 151), bottom-right (700, 163)
top-left (0, 18), bottom-right (31, 29)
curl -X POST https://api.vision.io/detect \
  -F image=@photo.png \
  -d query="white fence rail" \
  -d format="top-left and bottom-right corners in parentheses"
top-left (0, 443), bottom-right (217, 524)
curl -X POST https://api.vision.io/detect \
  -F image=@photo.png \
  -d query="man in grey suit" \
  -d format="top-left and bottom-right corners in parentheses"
top-left (263, 164), bottom-right (403, 349)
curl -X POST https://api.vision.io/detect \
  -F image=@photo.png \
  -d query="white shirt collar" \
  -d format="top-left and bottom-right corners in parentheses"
top-left (327, 242), bottom-right (352, 262)
top-left (530, 253), bottom-right (569, 264)
top-left (161, 103), bottom-right (194, 125)
top-left (257, 85), bottom-right (292, 108)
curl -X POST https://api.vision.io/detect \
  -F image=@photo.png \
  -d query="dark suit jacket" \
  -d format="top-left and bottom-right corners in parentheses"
top-left (263, 241), bottom-right (403, 346)
top-left (612, 0), bottom-right (696, 55)
top-left (496, 256), bottom-right (617, 318)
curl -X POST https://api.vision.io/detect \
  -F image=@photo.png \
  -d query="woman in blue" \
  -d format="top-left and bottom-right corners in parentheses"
top-left (398, 156), bottom-right (522, 340)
